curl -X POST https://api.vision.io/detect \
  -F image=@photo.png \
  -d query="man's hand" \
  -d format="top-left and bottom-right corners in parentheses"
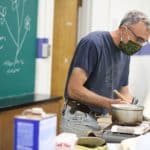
top-left (108, 98), bottom-right (129, 114)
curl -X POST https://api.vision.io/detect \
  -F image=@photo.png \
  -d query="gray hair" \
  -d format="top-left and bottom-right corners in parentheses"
top-left (119, 10), bottom-right (150, 31)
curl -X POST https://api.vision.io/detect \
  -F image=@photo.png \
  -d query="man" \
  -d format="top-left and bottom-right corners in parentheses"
top-left (62, 10), bottom-right (150, 136)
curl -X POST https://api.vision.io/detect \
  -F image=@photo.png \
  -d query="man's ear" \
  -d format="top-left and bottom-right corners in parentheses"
top-left (119, 25), bottom-right (126, 32)
top-left (119, 25), bottom-right (128, 42)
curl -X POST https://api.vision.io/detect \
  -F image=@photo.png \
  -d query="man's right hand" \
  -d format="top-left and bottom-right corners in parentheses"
top-left (108, 98), bottom-right (129, 109)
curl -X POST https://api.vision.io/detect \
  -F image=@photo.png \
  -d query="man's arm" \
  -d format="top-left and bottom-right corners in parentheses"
top-left (67, 67), bottom-right (123, 110)
top-left (119, 86), bottom-right (134, 103)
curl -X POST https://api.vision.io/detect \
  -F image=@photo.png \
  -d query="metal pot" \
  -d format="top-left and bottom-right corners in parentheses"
top-left (111, 104), bottom-right (144, 126)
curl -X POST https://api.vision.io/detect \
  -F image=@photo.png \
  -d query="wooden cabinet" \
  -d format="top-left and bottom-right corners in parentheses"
top-left (0, 94), bottom-right (62, 150)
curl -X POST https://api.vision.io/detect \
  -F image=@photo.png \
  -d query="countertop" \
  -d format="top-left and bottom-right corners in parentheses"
top-left (0, 94), bottom-right (63, 111)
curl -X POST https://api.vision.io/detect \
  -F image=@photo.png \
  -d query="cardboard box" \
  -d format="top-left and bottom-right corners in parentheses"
top-left (14, 108), bottom-right (57, 150)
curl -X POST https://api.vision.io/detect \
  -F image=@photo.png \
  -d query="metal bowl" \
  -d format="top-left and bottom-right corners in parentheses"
top-left (111, 104), bottom-right (144, 126)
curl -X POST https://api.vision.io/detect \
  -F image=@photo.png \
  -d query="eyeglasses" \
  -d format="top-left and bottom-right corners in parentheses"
top-left (126, 26), bottom-right (148, 45)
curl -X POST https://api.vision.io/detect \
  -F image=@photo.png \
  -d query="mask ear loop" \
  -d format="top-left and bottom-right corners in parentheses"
top-left (120, 26), bottom-right (130, 42)
top-left (124, 26), bottom-right (131, 41)
top-left (119, 26), bottom-right (124, 42)
top-left (120, 32), bottom-right (123, 41)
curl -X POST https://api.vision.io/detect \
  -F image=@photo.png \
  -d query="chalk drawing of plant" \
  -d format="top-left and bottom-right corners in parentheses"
top-left (0, 6), bottom-right (6, 25)
top-left (0, 0), bottom-right (31, 73)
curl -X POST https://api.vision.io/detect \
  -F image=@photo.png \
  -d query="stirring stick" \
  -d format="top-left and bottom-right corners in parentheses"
top-left (113, 89), bottom-right (130, 104)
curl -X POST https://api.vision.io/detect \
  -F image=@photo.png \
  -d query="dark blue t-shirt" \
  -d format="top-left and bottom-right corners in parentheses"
top-left (65, 31), bottom-right (130, 114)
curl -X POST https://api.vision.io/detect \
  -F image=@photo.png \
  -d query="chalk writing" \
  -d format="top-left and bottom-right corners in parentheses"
top-left (0, 36), bottom-right (6, 51)
top-left (0, 0), bottom-right (31, 73)
top-left (0, 36), bottom-right (6, 41)
top-left (0, 45), bottom-right (4, 50)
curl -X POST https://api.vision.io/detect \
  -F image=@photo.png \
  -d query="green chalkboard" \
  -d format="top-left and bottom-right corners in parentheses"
top-left (0, 0), bottom-right (38, 98)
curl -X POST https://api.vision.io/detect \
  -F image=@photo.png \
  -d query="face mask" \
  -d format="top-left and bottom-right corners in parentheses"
top-left (119, 40), bottom-right (142, 55)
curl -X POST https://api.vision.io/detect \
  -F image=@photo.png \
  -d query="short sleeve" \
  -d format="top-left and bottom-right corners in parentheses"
top-left (120, 58), bottom-right (130, 86)
top-left (72, 37), bottom-right (98, 77)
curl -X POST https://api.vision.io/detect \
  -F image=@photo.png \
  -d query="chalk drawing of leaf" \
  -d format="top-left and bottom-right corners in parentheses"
top-left (10, 0), bottom-right (19, 10)
top-left (24, 16), bottom-right (31, 31)
top-left (0, 6), bottom-right (7, 25)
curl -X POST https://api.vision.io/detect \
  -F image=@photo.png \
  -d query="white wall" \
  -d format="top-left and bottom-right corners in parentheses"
top-left (34, 0), bottom-right (54, 95)
top-left (129, 56), bottom-right (150, 104)
top-left (91, 0), bottom-right (111, 31)
top-left (77, 0), bottom-right (92, 42)
top-left (91, 0), bottom-right (150, 31)
top-left (78, 0), bottom-right (150, 104)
